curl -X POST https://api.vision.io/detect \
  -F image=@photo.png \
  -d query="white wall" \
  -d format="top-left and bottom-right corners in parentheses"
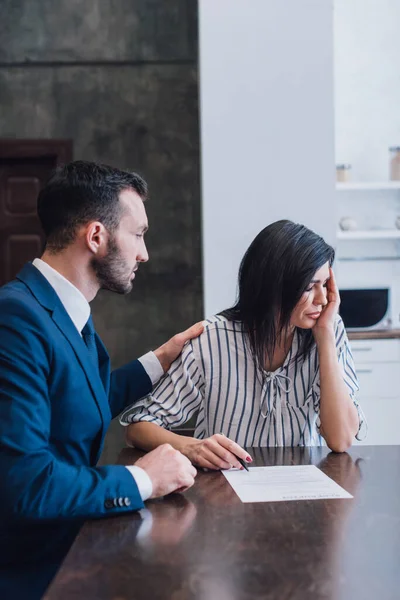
top-left (334, 0), bottom-right (400, 181)
top-left (199, 0), bottom-right (336, 316)
top-left (334, 0), bottom-right (400, 313)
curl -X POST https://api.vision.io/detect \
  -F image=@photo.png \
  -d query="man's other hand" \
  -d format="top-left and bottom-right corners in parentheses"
top-left (134, 444), bottom-right (197, 498)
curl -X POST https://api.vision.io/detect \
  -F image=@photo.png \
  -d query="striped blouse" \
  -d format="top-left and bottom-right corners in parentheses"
top-left (120, 315), bottom-right (367, 447)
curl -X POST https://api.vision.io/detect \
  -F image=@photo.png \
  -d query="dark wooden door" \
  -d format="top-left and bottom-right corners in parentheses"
top-left (0, 140), bottom-right (72, 286)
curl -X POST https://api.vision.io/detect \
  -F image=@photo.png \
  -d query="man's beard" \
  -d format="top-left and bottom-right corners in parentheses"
top-left (91, 235), bottom-right (134, 295)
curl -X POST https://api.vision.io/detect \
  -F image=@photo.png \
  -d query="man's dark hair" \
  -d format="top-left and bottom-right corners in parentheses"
top-left (37, 160), bottom-right (148, 252)
top-left (220, 220), bottom-right (335, 371)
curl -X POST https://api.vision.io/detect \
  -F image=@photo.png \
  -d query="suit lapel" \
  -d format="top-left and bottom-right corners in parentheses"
top-left (16, 263), bottom-right (111, 440)
top-left (96, 335), bottom-right (111, 395)
top-left (51, 305), bottom-right (111, 430)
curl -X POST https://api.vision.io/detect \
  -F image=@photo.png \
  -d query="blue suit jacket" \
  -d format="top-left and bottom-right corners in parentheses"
top-left (0, 263), bottom-right (152, 567)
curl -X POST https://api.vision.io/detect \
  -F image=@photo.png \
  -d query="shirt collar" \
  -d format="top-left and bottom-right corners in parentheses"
top-left (32, 258), bottom-right (90, 334)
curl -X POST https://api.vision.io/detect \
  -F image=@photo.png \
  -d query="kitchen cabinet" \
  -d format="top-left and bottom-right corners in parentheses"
top-left (350, 338), bottom-right (400, 445)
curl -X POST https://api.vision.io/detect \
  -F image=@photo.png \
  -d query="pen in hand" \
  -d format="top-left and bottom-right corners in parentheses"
top-left (235, 455), bottom-right (249, 472)
top-left (218, 432), bottom-right (251, 471)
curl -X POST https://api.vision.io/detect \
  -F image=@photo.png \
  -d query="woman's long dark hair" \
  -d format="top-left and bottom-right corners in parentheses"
top-left (220, 220), bottom-right (335, 372)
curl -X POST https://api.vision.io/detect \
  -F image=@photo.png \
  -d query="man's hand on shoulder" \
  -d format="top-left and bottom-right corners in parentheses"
top-left (134, 444), bottom-right (197, 498)
top-left (153, 321), bottom-right (204, 373)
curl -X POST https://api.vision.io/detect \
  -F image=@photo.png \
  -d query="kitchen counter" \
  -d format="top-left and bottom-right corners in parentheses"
top-left (348, 329), bottom-right (400, 340)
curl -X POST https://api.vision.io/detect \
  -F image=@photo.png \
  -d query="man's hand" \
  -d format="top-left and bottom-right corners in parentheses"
top-left (134, 444), bottom-right (197, 498)
top-left (182, 434), bottom-right (253, 470)
top-left (154, 321), bottom-right (204, 373)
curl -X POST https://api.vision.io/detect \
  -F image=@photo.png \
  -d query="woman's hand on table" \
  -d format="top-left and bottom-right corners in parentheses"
top-left (181, 433), bottom-right (252, 470)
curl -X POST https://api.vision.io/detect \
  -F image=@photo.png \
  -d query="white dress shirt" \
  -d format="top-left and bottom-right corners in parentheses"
top-left (32, 258), bottom-right (163, 501)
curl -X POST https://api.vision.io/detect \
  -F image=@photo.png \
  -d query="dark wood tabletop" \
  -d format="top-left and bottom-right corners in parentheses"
top-left (45, 445), bottom-right (400, 600)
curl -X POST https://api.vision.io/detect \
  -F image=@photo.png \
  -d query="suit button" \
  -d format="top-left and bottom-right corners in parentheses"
top-left (124, 497), bottom-right (131, 507)
top-left (104, 499), bottom-right (114, 510)
top-left (117, 497), bottom-right (125, 507)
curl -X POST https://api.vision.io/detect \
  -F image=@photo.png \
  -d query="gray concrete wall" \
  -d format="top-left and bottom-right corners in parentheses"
top-left (0, 0), bottom-right (202, 461)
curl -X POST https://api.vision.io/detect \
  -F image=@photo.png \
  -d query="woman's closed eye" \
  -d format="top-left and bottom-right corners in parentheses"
top-left (305, 279), bottom-right (329, 292)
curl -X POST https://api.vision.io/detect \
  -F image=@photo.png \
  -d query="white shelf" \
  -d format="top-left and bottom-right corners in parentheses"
top-left (337, 229), bottom-right (400, 240)
top-left (336, 181), bottom-right (400, 191)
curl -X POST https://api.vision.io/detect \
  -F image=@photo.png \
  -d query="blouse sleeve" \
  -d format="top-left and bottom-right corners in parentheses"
top-left (119, 340), bottom-right (204, 429)
top-left (312, 316), bottom-right (367, 441)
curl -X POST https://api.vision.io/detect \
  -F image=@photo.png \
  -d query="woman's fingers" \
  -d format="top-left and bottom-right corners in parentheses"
top-left (190, 435), bottom-right (253, 470)
top-left (204, 439), bottom-right (241, 468)
top-left (200, 446), bottom-right (232, 469)
top-left (215, 434), bottom-right (253, 464)
top-left (329, 268), bottom-right (340, 303)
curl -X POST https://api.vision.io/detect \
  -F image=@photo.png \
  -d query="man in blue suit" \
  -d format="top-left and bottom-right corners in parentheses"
top-left (0, 161), bottom-right (200, 598)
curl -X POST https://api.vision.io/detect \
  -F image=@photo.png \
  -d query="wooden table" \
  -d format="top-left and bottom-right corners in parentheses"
top-left (45, 446), bottom-right (400, 600)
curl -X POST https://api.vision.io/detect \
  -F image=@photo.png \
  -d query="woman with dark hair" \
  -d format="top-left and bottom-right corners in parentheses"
top-left (121, 220), bottom-right (366, 469)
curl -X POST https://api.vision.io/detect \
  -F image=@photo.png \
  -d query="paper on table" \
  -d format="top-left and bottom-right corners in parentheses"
top-left (222, 465), bottom-right (353, 503)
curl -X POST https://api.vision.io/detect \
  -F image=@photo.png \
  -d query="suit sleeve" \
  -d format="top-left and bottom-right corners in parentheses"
top-left (120, 341), bottom-right (204, 428)
top-left (0, 298), bottom-right (144, 522)
top-left (109, 359), bottom-right (153, 418)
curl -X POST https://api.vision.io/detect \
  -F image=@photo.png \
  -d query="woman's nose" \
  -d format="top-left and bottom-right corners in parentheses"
top-left (315, 288), bottom-right (328, 307)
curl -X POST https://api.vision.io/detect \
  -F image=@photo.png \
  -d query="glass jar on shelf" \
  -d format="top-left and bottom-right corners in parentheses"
top-left (336, 163), bottom-right (351, 183)
top-left (389, 147), bottom-right (400, 180)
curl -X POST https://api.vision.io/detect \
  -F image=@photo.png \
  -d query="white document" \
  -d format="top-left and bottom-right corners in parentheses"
top-left (222, 465), bottom-right (353, 503)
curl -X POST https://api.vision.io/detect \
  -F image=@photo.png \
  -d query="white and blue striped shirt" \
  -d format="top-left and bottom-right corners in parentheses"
top-left (120, 315), bottom-right (366, 447)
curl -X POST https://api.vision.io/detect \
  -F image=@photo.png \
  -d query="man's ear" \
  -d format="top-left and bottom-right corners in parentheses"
top-left (84, 221), bottom-right (108, 255)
